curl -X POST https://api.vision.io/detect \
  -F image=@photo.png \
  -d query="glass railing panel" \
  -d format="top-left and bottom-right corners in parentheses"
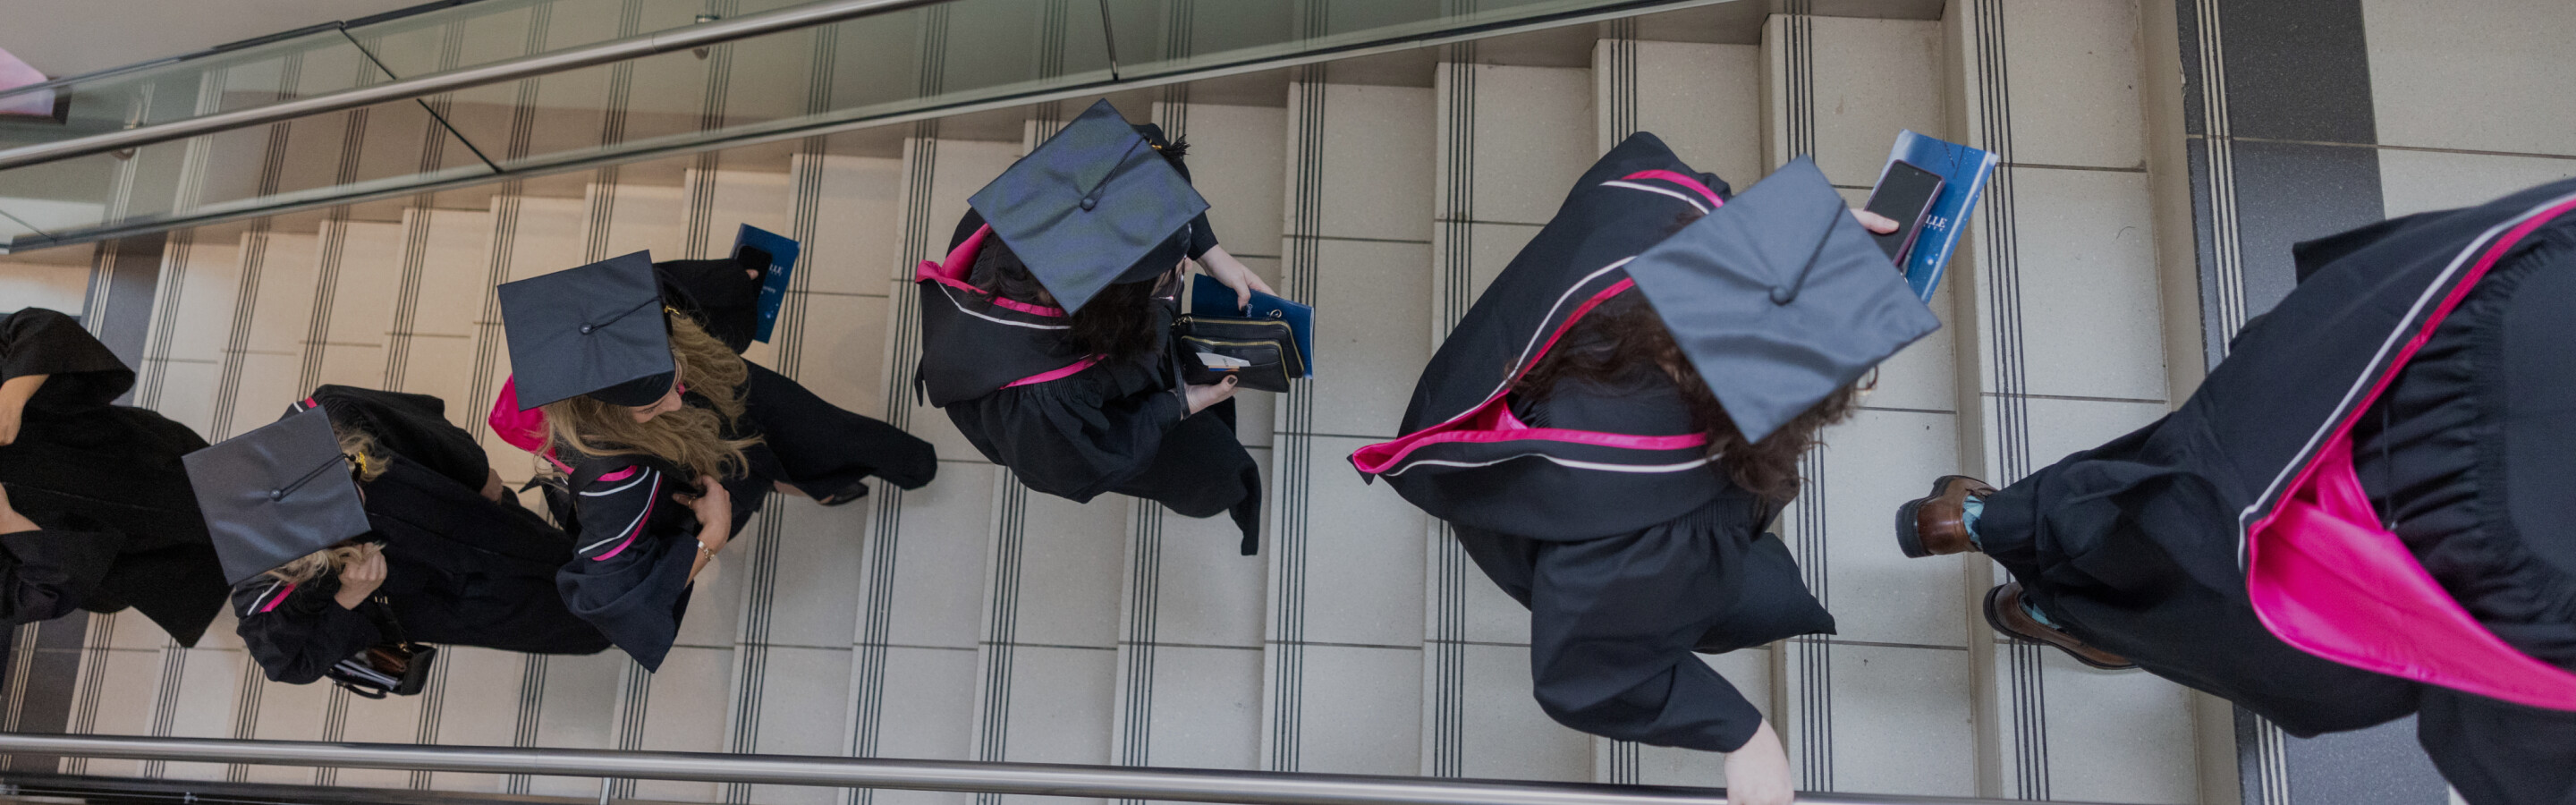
top-left (1104, 0), bottom-right (1606, 78)
top-left (350, 0), bottom-right (583, 80)
top-left (0, 30), bottom-right (381, 150)
top-left (2, 0), bottom-right (1671, 250)
top-left (0, 27), bottom-right (422, 244)
top-left (444, 0), bottom-right (1115, 175)
top-left (0, 95), bottom-right (496, 250)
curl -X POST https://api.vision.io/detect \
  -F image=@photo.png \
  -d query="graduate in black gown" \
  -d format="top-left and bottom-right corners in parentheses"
top-left (919, 99), bottom-right (1271, 555)
top-left (0, 307), bottom-right (227, 645)
top-left (1894, 180), bottom-right (2576, 805)
top-left (1352, 137), bottom-right (1938, 805)
top-left (493, 250), bottom-right (936, 670)
top-left (216, 386), bottom-right (611, 685)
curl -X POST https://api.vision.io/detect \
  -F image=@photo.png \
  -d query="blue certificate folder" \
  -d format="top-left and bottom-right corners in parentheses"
top-left (1882, 130), bottom-right (1998, 301)
top-left (1188, 275), bottom-right (1316, 377)
top-left (732, 225), bottom-right (801, 343)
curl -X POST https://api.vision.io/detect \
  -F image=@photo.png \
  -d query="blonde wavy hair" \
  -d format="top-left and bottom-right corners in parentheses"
top-left (539, 313), bottom-right (758, 479)
top-left (267, 542), bottom-right (370, 585)
top-left (263, 425), bottom-right (387, 585)
top-left (339, 426), bottom-right (389, 484)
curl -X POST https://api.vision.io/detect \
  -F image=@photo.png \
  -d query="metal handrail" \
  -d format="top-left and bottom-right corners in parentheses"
top-left (2, 0), bottom-right (1729, 252)
top-left (0, 733), bottom-right (2085, 805)
top-left (0, 0), bottom-right (947, 171)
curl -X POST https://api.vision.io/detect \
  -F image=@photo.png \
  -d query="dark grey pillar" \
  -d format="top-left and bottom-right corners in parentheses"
top-left (2174, 1), bottom-right (2447, 803)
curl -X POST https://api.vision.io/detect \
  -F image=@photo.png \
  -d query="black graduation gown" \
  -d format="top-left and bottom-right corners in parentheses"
top-left (229, 388), bottom-right (611, 684)
top-left (299, 386), bottom-right (491, 490)
top-left (2345, 222), bottom-right (2576, 805)
top-left (1353, 133), bottom-right (1834, 753)
top-left (920, 209), bottom-right (1262, 554)
top-left (0, 308), bottom-right (227, 646)
top-left (509, 256), bottom-right (935, 671)
top-left (1974, 181), bottom-right (2576, 805)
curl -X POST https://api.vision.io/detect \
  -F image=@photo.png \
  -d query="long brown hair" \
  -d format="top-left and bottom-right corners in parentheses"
top-left (969, 235), bottom-right (1167, 360)
top-left (1514, 291), bottom-right (1862, 503)
top-left (540, 313), bottom-right (759, 479)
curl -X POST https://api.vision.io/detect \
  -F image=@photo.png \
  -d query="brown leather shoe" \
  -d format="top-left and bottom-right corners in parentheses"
top-left (1985, 582), bottom-right (2137, 671)
top-left (1894, 475), bottom-right (1996, 558)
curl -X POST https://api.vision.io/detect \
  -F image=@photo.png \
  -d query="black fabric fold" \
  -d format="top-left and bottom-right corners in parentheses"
top-left (0, 308), bottom-right (132, 410)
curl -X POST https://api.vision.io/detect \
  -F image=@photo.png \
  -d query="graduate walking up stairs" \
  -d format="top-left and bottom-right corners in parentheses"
top-left (0, 2), bottom-right (2241, 803)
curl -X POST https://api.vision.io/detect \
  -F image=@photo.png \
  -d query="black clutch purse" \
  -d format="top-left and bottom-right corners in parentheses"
top-left (327, 596), bottom-right (436, 699)
top-left (1174, 315), bottom-right (1305, 394)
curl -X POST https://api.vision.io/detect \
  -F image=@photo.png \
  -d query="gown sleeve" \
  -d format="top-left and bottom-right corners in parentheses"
top-left (0, 530), bottom-right (120, 626)
top-left (1185, 213), bottom-right (1219, 259)
top-left (0, 308), bottom-right (133, 408)
top-left (554, 461), bottom-right (698, 672)
top-left (1518, 519), bottom-right (1774, 753)
top-left (945, 369), bottom-right (1190, 504)
top-left (230, 576), bottom-right (381, 685)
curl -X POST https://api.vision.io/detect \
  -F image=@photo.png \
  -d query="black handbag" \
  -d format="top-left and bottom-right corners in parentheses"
top-left (327, 596), bottom-right (436, 699)
top-left (1174, 314), bottom-right (1305, 394)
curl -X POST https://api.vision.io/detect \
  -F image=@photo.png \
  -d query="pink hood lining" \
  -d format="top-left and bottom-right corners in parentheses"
top-left (919, 225), bottom-right (1068, 318)
top-left (2245, 194), bottom-right (2576, 710)
top-left (917, 223), bottom-right (1113, 390)
top-left (1352, 277), bottom-right (1709, 476)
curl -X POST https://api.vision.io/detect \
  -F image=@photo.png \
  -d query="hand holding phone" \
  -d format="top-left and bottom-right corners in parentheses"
top-left (1863, 160), bottom-right (1946, 265)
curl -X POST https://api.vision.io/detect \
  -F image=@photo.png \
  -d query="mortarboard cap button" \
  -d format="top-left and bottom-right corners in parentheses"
top-left (182, 406), bottom-right (375, 586)
top-left (1622, 157), bottom-right (1942, 445)
top-left (496, 251), bottom-right (676, 410)
top-left (964, 99), bottom-right (1209, 313)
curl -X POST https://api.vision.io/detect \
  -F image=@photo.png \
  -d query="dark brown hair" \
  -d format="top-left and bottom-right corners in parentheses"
top-left (970, 235), bottom-right (1165, 360)
top-left (1513, 211), bottom-right (1866, 503)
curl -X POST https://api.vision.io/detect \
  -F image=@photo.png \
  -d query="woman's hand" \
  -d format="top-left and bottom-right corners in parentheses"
top-left (1184, 376), bottom-right (1241, 414)
top-left (0, 485), bottom-right (38, 535)
top-left (333, 545), bottom-right (387, 610)
top-left (1193, 246), bottom-right (1276, 311)
top-left (482, 469), bottom-right (510, 503)
top-left (1723, 720), bottom-right (1797, 805)
top-left (0, 374), bottom-right (47, 447)
top-left (679, 475), bottom-right (733, 533)
top-left (679, 475), bottom-right (732, 581)
top-left (1852, 208), bottom-right (1900, 234)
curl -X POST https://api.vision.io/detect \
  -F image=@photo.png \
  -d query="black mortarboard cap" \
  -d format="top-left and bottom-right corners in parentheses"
top-left (1625, 157), bottom-right (1943, 445)
top-left (183, 407), bottom-right (373, 586)
top-left (968, 99), bottom-right (1208, 313)
top-left (496, 250), bottom-right (675, 410)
